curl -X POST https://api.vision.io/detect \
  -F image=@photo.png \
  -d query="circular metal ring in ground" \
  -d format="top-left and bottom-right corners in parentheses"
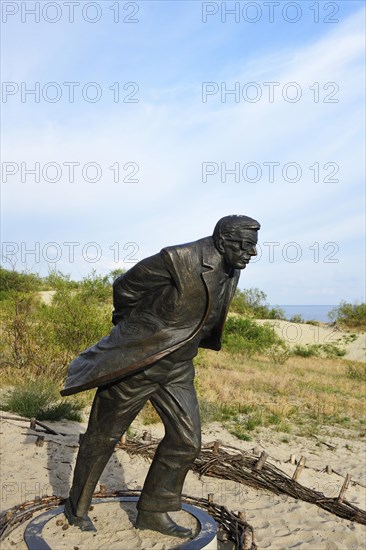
top-left (24, 496), bottom-right (217, 550)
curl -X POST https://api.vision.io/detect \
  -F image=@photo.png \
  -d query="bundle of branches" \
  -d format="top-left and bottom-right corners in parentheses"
top-left (0, 495), bottom-right (60, 542)
top-left (182, 494), bottom-right (256, 550)
top-left (119, 438), bottom-right (366, 526)
top-left (0, 491), bottom-right (256, 550)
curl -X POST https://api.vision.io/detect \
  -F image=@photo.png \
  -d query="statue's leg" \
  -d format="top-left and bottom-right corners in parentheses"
top-left (67, 431), bottom-right (118, 521)
top-left (137, 359), bottom-right (201, 513)
top-left (66, 372), bottom-right (158, 526)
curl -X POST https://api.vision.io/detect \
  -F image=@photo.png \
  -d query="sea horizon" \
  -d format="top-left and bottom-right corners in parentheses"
top-left (272, 305), bottom-right (337, 323)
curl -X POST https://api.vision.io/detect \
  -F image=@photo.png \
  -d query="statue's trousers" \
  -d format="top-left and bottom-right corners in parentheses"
top-left (68, 356), bottom-right (201, 516)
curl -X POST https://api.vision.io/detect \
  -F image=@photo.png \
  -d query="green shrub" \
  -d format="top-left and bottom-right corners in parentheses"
top-left (0, 267), bottom-right (44, 299)
top-left (245, 414), bottom-right (263, 431)
top-left (78, 270), bottom-right (111, 303)
top-left (292, 344), bottom-right (320, 357)
top-left (320, 343), bottom-right (346, 358)
top-left (0, 293), bottom-right (69, 379)
top-left (43, 269), bottom-right (79, 291)
top-left (228, 423), bottom-right (252, 441)
top-left (346, 363), bottom-right (366, 381)
top-left (266, 343), bottom-right (291, 365)
top-left (0, 271), bottom-right (113, 382)
top-left (42, 276), bottom-right (112, 355)
top-left (292, 343), bottom-right (346, 358)
top-left (223, 316), bottom-right (281, 356)
top-left (0, 380), bottom-right (84, 421)
top-left (198, 400), bottom-right (242, 424)
top-left (289, 314), bottom-right (304, 323)
top-left (329, 301), bottom-right (366, 329)
top-left (230, 288), bottom-right (285, 319)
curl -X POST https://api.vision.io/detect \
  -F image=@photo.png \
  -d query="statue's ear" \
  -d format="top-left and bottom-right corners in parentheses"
top-left (216, 236), bottom-right (226, 254)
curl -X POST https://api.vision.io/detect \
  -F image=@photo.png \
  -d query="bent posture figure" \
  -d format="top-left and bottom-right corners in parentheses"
top-left (62, 215), bottom-right (260, 537)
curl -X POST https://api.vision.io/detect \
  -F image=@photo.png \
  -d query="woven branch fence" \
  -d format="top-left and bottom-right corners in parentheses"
top-left (119, 437), bottom-right (366, 526)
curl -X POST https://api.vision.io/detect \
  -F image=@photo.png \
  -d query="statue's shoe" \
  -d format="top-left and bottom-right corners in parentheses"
top-left (136, 510), bottom-right (192, 538)
top-left (64, 498), bottom-right (97, 532)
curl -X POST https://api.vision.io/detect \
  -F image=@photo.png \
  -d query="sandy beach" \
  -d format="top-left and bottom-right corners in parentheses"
top-left (1, 410), bottom-right (365, 549)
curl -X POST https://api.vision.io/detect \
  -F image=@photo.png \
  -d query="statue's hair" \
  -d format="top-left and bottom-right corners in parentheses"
top-left (213, 215), bottom-right (260, 245)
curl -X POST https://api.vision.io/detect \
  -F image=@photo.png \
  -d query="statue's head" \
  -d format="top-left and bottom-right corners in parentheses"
top-left (213, 215), bottom-right (260, 270)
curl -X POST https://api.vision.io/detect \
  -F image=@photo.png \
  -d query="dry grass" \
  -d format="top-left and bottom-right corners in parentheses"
top-left (2, 346), bottom-right (363, 439)
top-left (135, 349), bottom-right (365, 440)
top-left (194, 350), bottom-right (366, 436)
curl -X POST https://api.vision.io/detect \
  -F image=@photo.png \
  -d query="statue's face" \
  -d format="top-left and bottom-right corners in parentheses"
top-left (219, 228), bottom-right (258, 270)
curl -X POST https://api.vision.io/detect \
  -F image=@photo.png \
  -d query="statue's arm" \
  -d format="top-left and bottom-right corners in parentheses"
top-left (112, 250), bottom-right (178, 325)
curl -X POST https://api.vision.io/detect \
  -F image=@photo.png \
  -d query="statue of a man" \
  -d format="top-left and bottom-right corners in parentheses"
top-left (61, 214), bottom-right (260, 538)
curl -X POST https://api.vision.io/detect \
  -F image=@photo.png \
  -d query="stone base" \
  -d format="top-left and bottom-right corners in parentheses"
top-left (24, 497), bottom-right (217, 550)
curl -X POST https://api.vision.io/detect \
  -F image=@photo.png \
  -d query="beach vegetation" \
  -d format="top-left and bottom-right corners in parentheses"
top-left (292, 344), bottom-right (320, 357)
top-left (0, 267), bottom-right (364, 439)
top-left (329, 301), bottom-right (366, 330)
top-left (228, 423), bottom-right (252, 441)
top-left (292, 343), bottom-right (346, 359)
top-left (320, 343), bottom-right (347, 358)
top-left (229, 288), bottom-right (285, 319)
top-left (194, 350), bottom-right (365, 439)
top-left (346, 362), bottom-right (366, 382)
top-left (289, 314), bottom-right (304, 323)
top-left (265, 343), bottom-right (291, 365)
top-left (0, 380), bottom-right (84, 421)
top-left (0, 267), bottom-right (45, 299)
top-left (222, 316), bottom-right (281, 356)
top-left (288, 315), bottom-right (320, 326)
top-left (0, 270), bottom-right (112, 384)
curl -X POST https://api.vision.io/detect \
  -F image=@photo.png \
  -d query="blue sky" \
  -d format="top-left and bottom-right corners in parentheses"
top-left (1, 0), bottom-right (365, 304)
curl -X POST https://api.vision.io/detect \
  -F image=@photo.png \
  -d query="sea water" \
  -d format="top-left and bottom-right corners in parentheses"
top-left (273, 305), bottom-right (337, 323)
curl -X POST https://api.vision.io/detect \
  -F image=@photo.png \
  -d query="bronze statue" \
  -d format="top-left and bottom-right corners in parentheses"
top-left (61, 215), bottom-right (260, 537)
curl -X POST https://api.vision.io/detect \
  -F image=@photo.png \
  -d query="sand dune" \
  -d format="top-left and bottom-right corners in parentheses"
top-left (256, 319), bottom-right (366, 363)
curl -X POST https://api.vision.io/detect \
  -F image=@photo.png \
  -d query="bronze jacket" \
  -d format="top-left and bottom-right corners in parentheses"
top-left (60, 237), bottom-right (239, 396)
